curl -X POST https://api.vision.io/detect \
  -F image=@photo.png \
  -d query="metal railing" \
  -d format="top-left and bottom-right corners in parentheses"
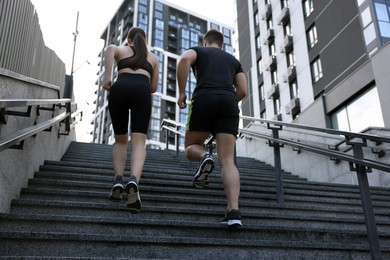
top-left (0, 98), bottom-right (73, 152)
top-left (160, 118), bottom-right (185, 156)
top-left (161, 115), bottom-right (389, 259)
top-left (160, 118), bottom-right (215, 156)
top-left (240, 115), bottom-right (390, 260)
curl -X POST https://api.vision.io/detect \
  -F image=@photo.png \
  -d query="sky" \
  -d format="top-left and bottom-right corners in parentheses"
top-left (30, 0), bottom-right (236, 142)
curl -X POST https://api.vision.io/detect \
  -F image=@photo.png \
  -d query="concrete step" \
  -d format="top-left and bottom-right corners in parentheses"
top-left (2, 141), bottom-right (390, 258)
top-left (1, 230), bottom-right (384, 259)
top-left (1, 213), bottom-right (388, 247)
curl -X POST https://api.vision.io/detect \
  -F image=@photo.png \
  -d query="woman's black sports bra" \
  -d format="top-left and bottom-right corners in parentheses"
top-left (117, 46), bottom-right (153, 77)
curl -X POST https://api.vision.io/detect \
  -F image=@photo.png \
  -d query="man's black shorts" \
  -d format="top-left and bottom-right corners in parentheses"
top-left (186, 92), bottom-right (239, 137)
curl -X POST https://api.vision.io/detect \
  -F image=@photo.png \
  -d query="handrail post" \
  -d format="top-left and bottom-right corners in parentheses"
top-left (165, 128), bottom-right (169, 151)
top-left (175, 125), bottom-right (180, 156)
top-left (267, 123), bottom-right (285, 205)
top-left (65, 101), bottom-right (71, 133)
top-left (347, 138), bottom-right (382, 259)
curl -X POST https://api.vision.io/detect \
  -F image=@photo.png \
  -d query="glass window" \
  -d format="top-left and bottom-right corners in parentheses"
top-left (155, 19), bottom-right (164, 29)
top-left (211, 22), bottom-right (220, 30)
top-left (269, 43), bottom-right (275, 56)
top-left (155, 29), bottom-right (164, 40)
top-left (225, 45), bottom-right (233, 54)
top-left (154, 39), bottom-right (163, 48)
top-left (256, 34), bottom-right (261, 50)
top-left (224, 36), bottom-right (231, 45)
top-left (363, 23), bottom-right (377, 45)
top-left (375, 3), bottom-right (389, 22)
top-left (281, 0), bottom-right (289, 9)
top-left (378, 21), bottom-right (390, 37)
top-left (375, 3), bottom-right (390, 38)
top-left (311, 57), bottom-right (323, 82)
top-left (155, 2), bottom-right (163, 11)
top-left (257, 58), bottom-right (263, 75)
top-left (223, 27), bottom-right (230, 36)
top-left (303, 0), bottom-right (313, 17)
top-left (287, 51), bottom-right (295, 67)
top-left (271, 70), bottom-right (278, 84)
top-left (307, 25), bottom-right (318, 48)
top-left (273, 97), bottom-right (281, 114)
top-left (331, 108), bottom-right (350, 131)
top-left (155, 11), bottom-right (163, 20)
top-left (254, 11), bottom-right (260, 26)
top-left (331, 87), bottom-right (384, 132)
top-left (283, 22), bottom-right (292, 36)
top-left (289, 81), bottom-right (299, 99)
top-left (267, 18), bottom-right (273, 30)
top-left (361, 7), bottom-right (372, 28)
top-left (139, 5), bottom-right (147, 13)
top-left (259, 83), bottom-right (265, 100)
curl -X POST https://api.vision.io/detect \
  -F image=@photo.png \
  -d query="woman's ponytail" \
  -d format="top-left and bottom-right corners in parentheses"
top-left (127, 27), bottom-right (148, 70)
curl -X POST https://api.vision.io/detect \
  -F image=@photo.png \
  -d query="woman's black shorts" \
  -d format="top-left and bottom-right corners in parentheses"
top-left (186, 92), bottom-right (239, 137)
top-left (108, 73), bottom-right (151, 135)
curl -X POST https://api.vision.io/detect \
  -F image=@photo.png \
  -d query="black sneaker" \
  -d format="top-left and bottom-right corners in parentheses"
top-left (108, 176), bottom-right (124, 202)
top-left (221, 209), bottom-right (242, 228)
top-left (193, 153), bottom-right (215, 188)
top-left (125, 176), bottom-right (141, 214)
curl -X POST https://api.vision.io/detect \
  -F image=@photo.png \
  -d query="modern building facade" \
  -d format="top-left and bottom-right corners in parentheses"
top-left (92, 0), bottom-right (235, 147)
top-left (236, 0), bottom-right (390, 132)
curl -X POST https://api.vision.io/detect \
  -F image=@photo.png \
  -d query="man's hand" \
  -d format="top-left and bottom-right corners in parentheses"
top-left (177, 93), bottom-right (187, 109)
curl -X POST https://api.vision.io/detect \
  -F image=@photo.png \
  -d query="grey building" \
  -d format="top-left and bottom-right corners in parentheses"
top-left (236, 0), bottom-right (390, 132)
top-left (92, 0), bottom-right (234, 147)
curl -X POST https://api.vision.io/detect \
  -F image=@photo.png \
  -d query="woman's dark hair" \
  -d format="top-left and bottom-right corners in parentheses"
top-left (127, 27), bottom-right (148, 70)
top-left (203, 29), bottom-right (224, 47)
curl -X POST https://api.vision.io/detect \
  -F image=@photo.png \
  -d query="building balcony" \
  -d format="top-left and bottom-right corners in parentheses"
top-left (264, 29), bottom-right (275, 45)
top-left (262, 4), bottom-right (272, 20)
top-left (267, 83), bottom-right (279, 99)
top-left (282, 65), bottom-right (296, 83)
top-left (278, 7), bottom-right (290, 25)
top-left (268, 55), bottom-right (277, 70)
top-left (283, 35), bottom-right (293, 53)
top-left (286, 97), bottom-right (300, 115)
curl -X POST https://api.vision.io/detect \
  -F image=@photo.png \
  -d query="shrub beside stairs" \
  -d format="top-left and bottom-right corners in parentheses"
top-left (1, 141), bottom-right (390, 259)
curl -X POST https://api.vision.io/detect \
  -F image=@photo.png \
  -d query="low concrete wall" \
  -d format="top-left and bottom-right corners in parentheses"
top-left (236, 123), bottom-right (390, 188)
top-left (0, 69), bottom-right (75, 213)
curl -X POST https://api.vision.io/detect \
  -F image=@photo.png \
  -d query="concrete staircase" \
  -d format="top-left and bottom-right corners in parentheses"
top-left (1, 141), bottom-right (390, 259)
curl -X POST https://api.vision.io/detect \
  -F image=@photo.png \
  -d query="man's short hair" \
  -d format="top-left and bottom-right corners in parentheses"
top-left (203, 29), bottom-right (224, 47)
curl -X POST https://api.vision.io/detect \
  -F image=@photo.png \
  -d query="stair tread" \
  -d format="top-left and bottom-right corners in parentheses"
top-left (2, 141), bottom-right (390, 258)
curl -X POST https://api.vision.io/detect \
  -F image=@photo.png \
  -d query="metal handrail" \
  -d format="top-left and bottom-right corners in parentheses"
top-left (0, 112), bottom-right (69, 152)
top-left (0, 98), bottom-right (71, 108)
top-left (160, 118), bottom-right (216, 155)
top-left (161, 115), bottom-right (387, 257)
top-left (239, 115), bottom-right (388, 259)
top-left (241, 115), bottom-right (390, 143)
top-left (0, 98), bottom-right (72, 152)
top-left (161, 119), bottom-right (185, 155)
top-left (239, 128), bottom-right (390, 172)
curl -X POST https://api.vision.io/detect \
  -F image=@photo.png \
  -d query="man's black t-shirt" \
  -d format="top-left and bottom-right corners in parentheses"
top-left (189, 46), bottom-right (243, 97)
